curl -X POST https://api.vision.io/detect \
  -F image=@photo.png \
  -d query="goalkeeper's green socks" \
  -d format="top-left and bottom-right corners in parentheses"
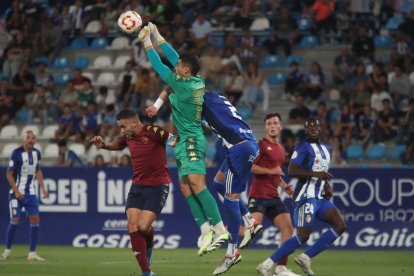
top-left (196, 189), bottom-right (226, 233)
top-left (186, 195), bottom-right (208, 228)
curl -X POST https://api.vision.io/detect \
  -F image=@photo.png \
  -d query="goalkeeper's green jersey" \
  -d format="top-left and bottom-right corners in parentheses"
top-left (165, 71), bottom-right (205, 138)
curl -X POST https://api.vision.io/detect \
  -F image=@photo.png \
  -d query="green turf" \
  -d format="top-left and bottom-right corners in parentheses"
top-left (0, 246), bottom-right (412, 276)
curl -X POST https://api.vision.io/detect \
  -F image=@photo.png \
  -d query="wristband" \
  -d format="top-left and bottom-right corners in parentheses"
top-left (153, 98), bottom-right (164, 109)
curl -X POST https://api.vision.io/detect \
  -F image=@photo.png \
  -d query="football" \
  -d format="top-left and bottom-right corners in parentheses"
top-left (117, 11), bottom-right (142, 35)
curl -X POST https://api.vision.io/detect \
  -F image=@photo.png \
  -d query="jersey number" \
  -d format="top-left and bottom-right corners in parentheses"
top-left (304, 203), bottom-right (314, 214)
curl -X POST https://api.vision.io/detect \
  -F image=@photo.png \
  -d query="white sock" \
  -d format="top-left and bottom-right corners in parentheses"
top-left (212, 221), bottom-right (227, 234)
top-left (226, 243), bottom-right (237, 256)
top-left (200, 222), bottom-right (211, 235)
top-left (4, 249), bottom-right (11, 254)
top-left (242, 213), bottom-right (254, 228)
top-left (263, 258), bottom-right (274, 270)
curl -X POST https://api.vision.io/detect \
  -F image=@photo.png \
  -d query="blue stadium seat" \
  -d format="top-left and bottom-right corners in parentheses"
top-left (346, 144), bottom-right (363, 160)
top-left (390, 145), bottom-right (406, 160)
top-left (237, 107), bottom-right (253, 120)
top-left (284, 55), bottom-right (303, 67)
top-left (267, 72), bottom-right (286, 85)
top-left (35, 56), bottom-right (49, 65)
top-left (374, 35), bottom-right (391, 48)
top-left (212, 36), bottom-right (224, 48)
top-left (298, 36), bottom-right (318, 48)
top-left (297, 17), bottom-right (312, 32)
top-left (259, 55), bottom-right (280, 68)
top-left (52, 57), bottom-right (69, 69)
top-left (90, 38), bottom-right (108, 49)
top-left (68, 38), bottom-right (88, 50)
top-left (55, 73), bottom-right (72, 86)
top-left (206, 143), bottom-right (216, 161)
top-left (72, 57), bottom-right (90, 69)
top-left (365, 144), bottom-right (387, 160)
top-left (380, 54), bottom-right (390, 65)
top-left (400, 1), bottom-right (414, 13)
top-left (385, 17), bottom-right (403, 31)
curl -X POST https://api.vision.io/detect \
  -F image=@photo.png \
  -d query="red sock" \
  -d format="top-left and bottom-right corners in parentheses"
top-left (277, 257), bottom-right (288, 266)
top-left (145, 226), bottom-right (154, 249)
top-left (129, 231), bottom-right (149, 272)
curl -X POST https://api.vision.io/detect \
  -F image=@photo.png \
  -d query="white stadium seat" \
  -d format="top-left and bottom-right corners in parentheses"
top-left (82, 72), bottom-right (95, 82)
top-left (69, 143), bottom-right (86, 156)
top-left (91, 55), bottom-right (112, 69)
top-left (113, 55), bottom-right (131, 69)
top-left (87, 146), bottom-right (110, 164)
top-left (108, 37), bottom-right (130, 49)
top-left (43, 144), bottom-right (59, 158)
top-left (40, 125), bottom-right (59, 139)
top-left (84, 20), bottom-right (101, 33)
top-left (95, 72), bottom-right (116, 86)
top-left (0, 125), bottom-right (18, 139)
top-left (20, 125), bottom-right (41, 138)
top-left (1, 143), bottom-right (20, 158)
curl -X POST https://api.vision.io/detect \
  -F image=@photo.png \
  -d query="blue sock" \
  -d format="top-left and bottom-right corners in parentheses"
top-left (270, 236), bottom-right (301, 262)
top-left (5, 222), bottom-right (18, 250)
top-left (29, 224), bottom-right (39, 252)
top-left (224, 196), bottom-right (241, 244)
top-left (305, 228), bottom-right (339, 258)
top-left (146, 247), bottom-right (153, 265)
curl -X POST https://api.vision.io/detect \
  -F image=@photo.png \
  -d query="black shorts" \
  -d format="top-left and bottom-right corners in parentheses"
top-left (248, 197), bottom-right (289, 221)
top-left (125, 184), bottom-right (170, 215)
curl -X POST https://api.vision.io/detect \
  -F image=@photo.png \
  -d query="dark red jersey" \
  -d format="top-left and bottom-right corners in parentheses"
top-left (249, 138), bottom-right (285, 199)
top-left (118, 125), bottom-right (171, 186)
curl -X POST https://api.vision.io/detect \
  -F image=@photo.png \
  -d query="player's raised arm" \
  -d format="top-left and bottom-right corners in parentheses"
top-left (145, 87), bottom-right (171, 117)
top-left (138, 27), bottom-right (173, 83)
top-left (148, 22), bottom-right (179, 67)
top-left (90, 136), bottom-right (126, 151)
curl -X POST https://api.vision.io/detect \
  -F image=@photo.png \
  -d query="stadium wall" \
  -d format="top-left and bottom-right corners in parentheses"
top-left (0, 168), bottom-right (413, 250)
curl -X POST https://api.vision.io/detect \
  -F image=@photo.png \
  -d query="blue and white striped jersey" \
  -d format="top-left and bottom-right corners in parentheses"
top-left (290, 141), bottom-right (331, 203)
top-left (202, 92), bottom-right (256, 148)
top-left (8, 146), bottom-right (41, 195)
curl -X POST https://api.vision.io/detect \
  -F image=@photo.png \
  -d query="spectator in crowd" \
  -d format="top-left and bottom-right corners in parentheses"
top-left (26, 85), bottom-right (53, 125)
top-left (54, 103), bottom-right (81, 142)
top-left (370, 99), bottom-right (397, 144)
top-left (389, 63), bottom-right (411, 109)
top-left (348, 62), bottom-right (368, 92)
top-left (312, 0), bottom-right (337, 41)
top-left (400, 139), bottom-right (414, 164)
top-left (223, 64), bottom-right (245, 105)
top-left (355, 105), bottom-right (376, 143)
top-left (334, 103), bottom-right (353, 148)
top-left (99, 103), bottom-right (118, 139)
top-left (2, 30), bottom-right (26, 78)
top-left (94, 154), bottom-right (106, 167)
top-left (56, 140), bottom-right (85, 168)
top-left (398, 99), bottom-right (414, 144)
top-left (271, 7), bottom-right (299, 50)
top-left (239, 28), bottom-right (259, 63)
top-left (12, 61), bottom-right (36, 109)
top-left (264, 29), bottom-right (292, 57)
top-left (115, 61), bottom-right (137, 107)
top-left (40, 17), bottom-right (63, 64)
top-left (370, 84), bottom-right (393, 112)
top-left (284, 61), bottom-right (304, 100)
top-left (351, 26), bottom-right (375, 62)
top-left (332, 47), bottom-right (355, 86)
top-left (0, 78), bottom-right (15, 130)
top-left (143, 0), bottom-right (166, 24)
top-left (238, 62), bottom-right (264, 110)
top-left (171, 27), bottom-right (197, 55)
top-left (131, 68), bottom-right (159, 113)
top-left (71, 68), bottom-right (88, 93)
top-left (78, 78), bottom-right (95, 110)
top-left (119, 154), bottom-right (132, 167)
top-left (57, 82), bottom-right (78, 114)
top-left (5, 11), bottom-right (23, 36)
top-left (35, 62), bottom-right (54, 90)
top-left (190, 12), bottom-right (212, 51)
top-left (350, 81), bottom-right (370, 123)
top-left (221, 48), bottom-right (243, 72)
top-left (287, 94), bottom-right (311, 125)
top-left (69, 0), bottom-right (86, 37)
top-left (392, 29), bottom-right (414, 59)
top-left (330, 137), bottom-right (347, 167)
top-left (81, 101), bottom-right (102, 146)
top-left (302, 62), bottom-right (325, 101)
top-left (200, 46), bottom-right (223, 88)
top-left (399, 8), bottom-right (414, 40)
top-left (367, 61), bottom-right (388, 91)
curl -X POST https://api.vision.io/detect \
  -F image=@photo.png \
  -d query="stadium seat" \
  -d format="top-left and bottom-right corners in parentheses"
top-left (267, 72), bottom-right (286, 85)
top-left (40, 125), bottom-right (59, 139)
top-left (380, 54), bottom-right (390, 65)
top-left (90, 38), bottom-right (108, 49)
top-left (298, 36), bottom-right (318, 48)
top-left (297, 17), bottom-right (312, 32)
top-left (284, 55), bottom-right (303, 67)
top-left (346, 144), bottom-right (363, 160)
top-left (55, 73), bottom-right (72, 86)
top-left (68, 38), bottom-right (88, 50)
top-left (365, 144), bottom-right (387, 160)
top-left (35, 56), bottom-right (49, 65)
top-left (52, 57), bottom-right (69, 69)
top-left (0, 125), bottom-right (18, 139)
top-left (385, 17), bottom-right (403, 31)
top-left (82, 72), bottom-right (95, 82)
top-left (84, 20), bottom-right (101, 33)
top-left (20, 125), bottom-right (41, 137)
top-left (87, 146), bottom-right (110, 164)
top-left (250, 17), bottom-right (270, 31)
top-left (400, 1), bottom-right (414, 13)
top-left (107, 37), bottom-right (130, 49)
top-left (69, 143), bottom-right (86, 156)
top-left (72, 56), bottom-right (90, 69)
top-left (113, 55), bottom-right (131, 69)
top-left (91, 55), bottom-right (112, 69)
top-left (95, 72), bottom-right (116, 86)
top-left (43, 144), bottom-right (59, 158)
top-left (212, 36), bottom-right (224, 48)
top-left (237, 107), bottom-right (253, 120)
top-left (206, 143), bottom-right (216, 161)
top-left (259, 55), bottom-right (280, 69)
top-left (390, 145), bottom-right (406, 160)
top-left (374, 35), bottom-right (391, 48)
top-left (1, 143), bottom-right (20, 158)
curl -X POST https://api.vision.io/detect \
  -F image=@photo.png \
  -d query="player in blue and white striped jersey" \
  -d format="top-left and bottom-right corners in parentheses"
top-left (202, 92), bottom-right (260, 275)
top-left (257, 117), bottom-right (346, 276)
top-left (0, 130), bottom-right (48, 262)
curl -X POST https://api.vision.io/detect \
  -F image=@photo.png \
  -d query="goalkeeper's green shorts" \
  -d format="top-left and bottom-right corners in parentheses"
top-left (174, 135), bottom-right (207, 179)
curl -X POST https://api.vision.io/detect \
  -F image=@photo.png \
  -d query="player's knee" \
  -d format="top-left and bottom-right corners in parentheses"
top-left (282, 224), bottom-right (294, 236)
top-left (137, 222), bottom-right (151, 234)
top-left (29, 216), bottom-right (39, 224)
top-left (127, 220), bottom-right (138, 233)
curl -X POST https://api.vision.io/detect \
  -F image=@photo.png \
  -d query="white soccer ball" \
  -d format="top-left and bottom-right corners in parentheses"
top-left (118, 11), bottom-right (142, 35)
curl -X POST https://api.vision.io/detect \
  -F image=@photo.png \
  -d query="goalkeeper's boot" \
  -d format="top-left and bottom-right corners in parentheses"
top-left (28, 252), bottom-right (45, 261)
top-left (0, 250), bottom-right (10, 260)
top-left (256, 261), bottom-right (273, 276)
top-left (198, 230), bottom-right (214, 256)
top-left (274, 265), bottom-right (302, 276)
top-left (207, 230), bottom-right (231, 253)
top-left (213, 250), bottom-right (241, 275)
top-left (294, 253), bottom-right (314, 276)
top-left (239, 221), bottom-right (264, 249)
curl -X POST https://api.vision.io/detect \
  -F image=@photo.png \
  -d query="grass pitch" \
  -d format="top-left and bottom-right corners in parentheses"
top-left (0, 246), bottom-right (412, 276)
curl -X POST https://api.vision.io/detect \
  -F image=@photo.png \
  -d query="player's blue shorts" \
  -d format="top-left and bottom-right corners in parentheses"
top-left (219, 140), bottom-right (259, 194)
top-left (293, 198), bottom-right (337, 227)
top-left (8, 194), bottom-right (40, 219)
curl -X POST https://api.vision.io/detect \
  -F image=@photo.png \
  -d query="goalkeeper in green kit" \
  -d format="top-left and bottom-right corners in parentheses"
top-left (138, 23), bottom-right (230, 256)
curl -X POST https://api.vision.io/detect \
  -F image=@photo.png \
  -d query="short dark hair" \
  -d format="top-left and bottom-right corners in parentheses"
top-left (57, 139), bottom-right (67, 147)
top-left (305, 116), bottom-right (320, 127)
top-left (180, 52), bottom-right (201, 76)
top-left (116, 109), bottom-right (138, 120)
top-left (264, 113), bottom-right (282, 122)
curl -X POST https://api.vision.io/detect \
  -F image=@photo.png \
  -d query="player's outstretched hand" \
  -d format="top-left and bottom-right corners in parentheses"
top-left (313, 171), bottom-right (333, 181)
top-left (145, 106), bottom-right (159, 118)
top-left (138, 26), bottom-right (150, 41)
top-left (148, 22), bottom-right (159, 36)
top-left (90, 136), bottom-right (106, 148)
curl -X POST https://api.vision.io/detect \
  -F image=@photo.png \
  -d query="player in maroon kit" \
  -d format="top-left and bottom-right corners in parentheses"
top-left (244, 113), bottom-right (300, 276)
top-left (90, 109), bottom-right (176, 276)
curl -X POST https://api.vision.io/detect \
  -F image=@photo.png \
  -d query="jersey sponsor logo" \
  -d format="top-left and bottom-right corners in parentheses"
top-left (39, 178), bottom-right (87, 212)
top-left (97, 171), bottom-right (174, 214)
top-left (239, 128), bottom-right (252, 134)
top-left (312, 157), bottom-right (329, 172)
